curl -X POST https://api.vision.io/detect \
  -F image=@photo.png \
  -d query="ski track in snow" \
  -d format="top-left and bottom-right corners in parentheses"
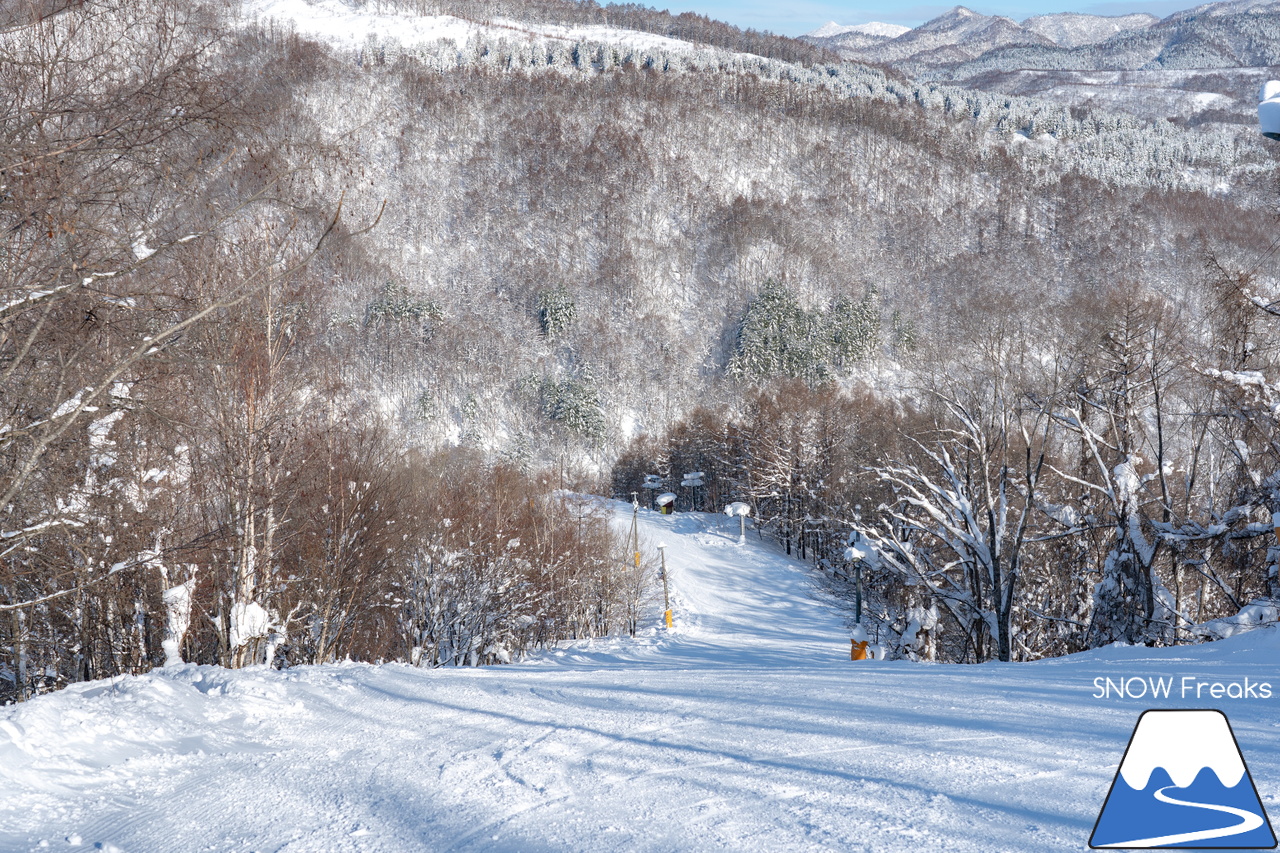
top-left (2, 501), bottom-right (1279, 851)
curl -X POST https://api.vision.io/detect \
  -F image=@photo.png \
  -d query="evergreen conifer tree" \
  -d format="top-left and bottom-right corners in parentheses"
top-left (536, 285), bottom-right (576, 342)
top-left (830, 285), bottom-right (880, 368)
top-left (728, 280), bottom-right (830, 383)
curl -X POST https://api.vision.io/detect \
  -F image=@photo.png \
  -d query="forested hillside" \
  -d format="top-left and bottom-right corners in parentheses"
top-left (3, 0), bottom-right (1280, 701)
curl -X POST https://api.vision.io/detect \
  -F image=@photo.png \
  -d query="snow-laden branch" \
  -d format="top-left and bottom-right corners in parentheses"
top-left (0, 549), bottom-right (161, 613)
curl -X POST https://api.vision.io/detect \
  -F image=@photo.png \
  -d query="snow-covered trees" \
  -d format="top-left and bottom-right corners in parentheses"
top-left (5, 0), bottom-right (1280, 694)
top-left (853, 392), bottom-right (1048, 662)
top-left (1029, 285), bottom-right (1189, 647)
top-left (541, 373), bottom-right (607, 443)
top-left (728, 281), bottom-right (883, 383)
top-left (259, 4), bottom-right (1276, 468)
top-left (614, 381), bottom-right (900, 561)
top-left (0, 0), bottom-right (308, 695)
top-left (399, 453), bottom-right (636, 667)
top-left (535, 284), bottom-right (576, 342)
top-left (728, 280), bottom-right (831, 383)
top-left (0, 1), bottom-right (644, 699)
top-left (830, 286), bottom-right (881, 369)
top-left (619, 269), bottom-right (1280, 662)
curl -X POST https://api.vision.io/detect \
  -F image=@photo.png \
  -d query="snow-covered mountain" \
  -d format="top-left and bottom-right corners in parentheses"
top-left (800, 0), bottom-right (1280, 123)
top-left (942, 1), bottom-right (1280, 121)
top-left (804, 6), bottom-right (1054, 66)
top-left (1021, 11), bottom-right (1157, 48)
top-left (945, 2), bottom-right (1280, 78)
top-left (805, 21), bottom-right (909, 40)
top-left (1168, 0), bottom-right (1280, 19)
top-left (894, 6), bottom-right (1055, 62)
top-left (803, 20), bottom-right (909, 50)
top-left (5, 0), bottom-right (1279, 716)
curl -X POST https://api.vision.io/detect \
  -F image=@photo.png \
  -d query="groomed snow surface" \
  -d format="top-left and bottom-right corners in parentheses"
top-left (3, 501), bottom-right (1280, 852)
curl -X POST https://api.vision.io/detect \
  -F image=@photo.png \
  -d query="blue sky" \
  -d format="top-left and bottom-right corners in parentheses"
top-left (674, 1), bottom-right (1196, 38)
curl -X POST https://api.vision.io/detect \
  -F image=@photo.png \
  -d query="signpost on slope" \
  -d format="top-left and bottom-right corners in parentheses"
top-left (641, 473), bottom-right (663, 510)
top-left (681, 471), bottom-right (705, 511)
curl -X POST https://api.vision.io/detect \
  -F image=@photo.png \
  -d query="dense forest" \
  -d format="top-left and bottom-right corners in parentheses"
top-left (3, 0), bottom-right (1280, 701)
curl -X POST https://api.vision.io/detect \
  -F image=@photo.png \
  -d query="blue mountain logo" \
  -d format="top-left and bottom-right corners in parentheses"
top-left (1091, 709), bottom-right (1276, 849)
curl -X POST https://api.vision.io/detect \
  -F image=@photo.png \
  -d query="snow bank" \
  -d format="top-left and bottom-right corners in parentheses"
top-left (1196, 599), bottom-right (1280, 640)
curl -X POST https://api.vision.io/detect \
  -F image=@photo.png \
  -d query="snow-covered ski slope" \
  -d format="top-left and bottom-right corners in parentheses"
top-left (3, 501), bottom-right (1280, 852)
top-left (240, 0), bottom-right (717, 57)
top-left (553, 504), bottom-right (852, 671)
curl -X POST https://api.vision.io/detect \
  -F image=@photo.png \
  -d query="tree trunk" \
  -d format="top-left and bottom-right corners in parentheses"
top-left (12, 609), bottom-right (28, 701)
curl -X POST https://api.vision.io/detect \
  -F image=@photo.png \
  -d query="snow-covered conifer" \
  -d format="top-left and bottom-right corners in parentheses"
top-left (535, 284), bottom-right (576, 342)
top-left (829, 285), bottom-right (880, 367)
top-left (728, 280), bottom-right (830, 383)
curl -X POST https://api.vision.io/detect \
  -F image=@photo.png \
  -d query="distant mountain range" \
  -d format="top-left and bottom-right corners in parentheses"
top-left (803, 1), bottom-right (1280, 77)
top-left (803, 20), bottom-right (910, 50)
top-left (804, 1), bottom-right (1280, 124)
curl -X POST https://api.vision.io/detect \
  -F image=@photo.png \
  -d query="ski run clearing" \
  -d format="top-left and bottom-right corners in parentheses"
top-left (3, 500), bottom-right (1279, 852)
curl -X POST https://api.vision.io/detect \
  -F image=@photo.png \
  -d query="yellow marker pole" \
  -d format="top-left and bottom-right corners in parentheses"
top-left (630, 494), bottom-right (642, 570)
top-left (658, 544), bottom-right (672, 628)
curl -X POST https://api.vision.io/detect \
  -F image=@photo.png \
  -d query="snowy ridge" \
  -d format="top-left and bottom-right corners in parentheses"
top-left (806, 8), bottom-right (1155, 53)
top-left (243, 0), bottom-right (716, 56)
top-left (1021, 12), bottom-right (1156, 48)
top-left (243, 0), bottom-right (477, 47)
top-left (805, 21), bottom-right (909, 40)
top-left (802, 0), bottom-right (1280, 84)
top-left (847, 6), bottom-right (1053, 65)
